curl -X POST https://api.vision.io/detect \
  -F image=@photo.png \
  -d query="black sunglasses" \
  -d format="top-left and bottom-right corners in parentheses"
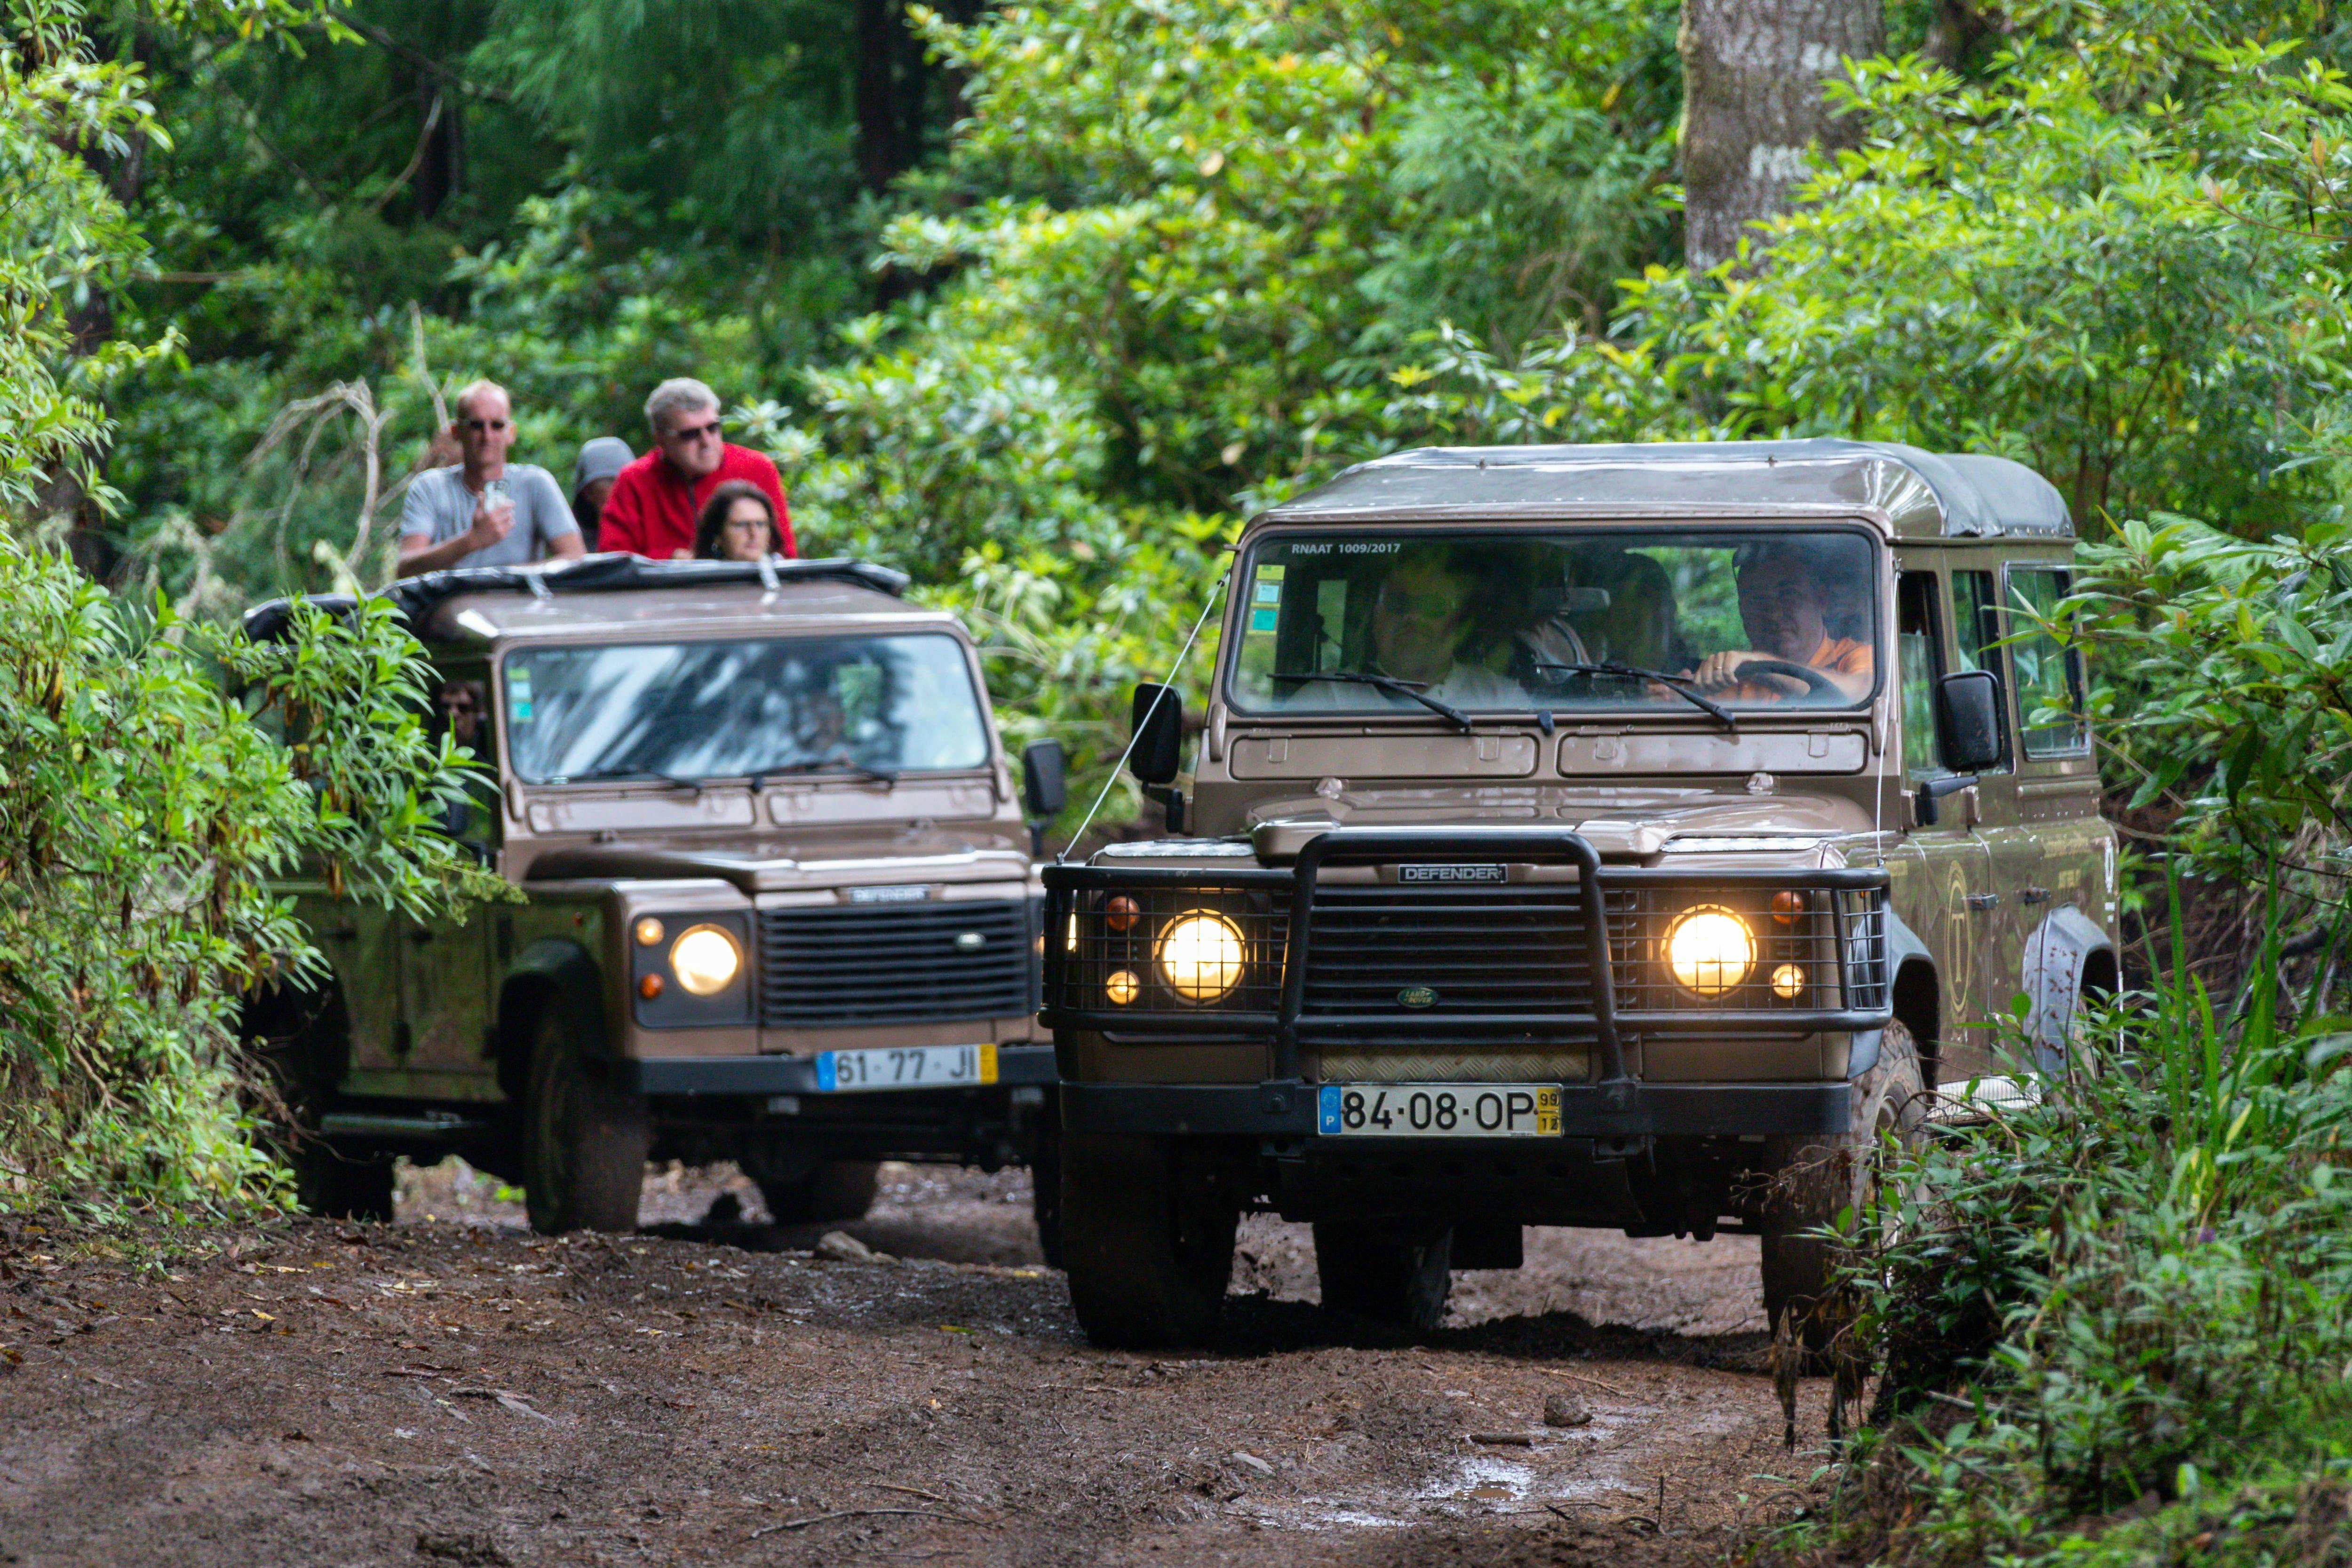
top-left (461, 418), bottom-right (509, 433)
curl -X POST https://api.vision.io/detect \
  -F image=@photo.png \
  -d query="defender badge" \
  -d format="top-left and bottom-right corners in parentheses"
top-left (1397, 985), bottom-right (1439, 1009)
top-left (1398, 863), bottom-right (1506, 884)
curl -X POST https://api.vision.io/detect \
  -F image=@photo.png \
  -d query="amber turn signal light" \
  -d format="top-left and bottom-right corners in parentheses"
top-left (639, 974), bottom-right (664, 999)
top-left (1771, 890), bottom-right (1809, 925)
top-left (1104, 895), bottom-right (1141, 934)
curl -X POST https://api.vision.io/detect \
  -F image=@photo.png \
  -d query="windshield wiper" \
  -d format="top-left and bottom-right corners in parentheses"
top-left (749, 752), bottom-right (900, 787)
top-left (1533, 662), bottom-right (1740, 732)
top-left (553, 767), bottom-right (707, 793)
top-left (1268, 670), bottom-right (1474, 733)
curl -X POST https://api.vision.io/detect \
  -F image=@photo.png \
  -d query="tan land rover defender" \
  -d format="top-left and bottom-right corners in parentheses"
top-left (1042, 440), bottom-right (2119, 1347)
top-left (242, 556), bottom-right (1066, 1237)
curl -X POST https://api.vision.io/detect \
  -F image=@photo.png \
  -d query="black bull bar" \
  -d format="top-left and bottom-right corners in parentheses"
top-left (1042, 827), bottom-right (1892, 1129)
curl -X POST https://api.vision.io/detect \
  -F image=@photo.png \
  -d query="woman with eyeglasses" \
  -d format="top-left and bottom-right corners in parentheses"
top-left (395, 380), bottom-right (586, 575)
top-left (596, 378), bottom-right (796, 561)
top-left (692, 482), bottom-right (784, 562)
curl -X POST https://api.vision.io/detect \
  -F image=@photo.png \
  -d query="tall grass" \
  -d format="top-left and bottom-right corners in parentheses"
top-left (1805, 866), bottom-right (2352, 1566)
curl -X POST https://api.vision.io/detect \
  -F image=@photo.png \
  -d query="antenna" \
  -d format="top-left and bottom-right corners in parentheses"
top-left (1060, 570), bottom-right (1232, 863)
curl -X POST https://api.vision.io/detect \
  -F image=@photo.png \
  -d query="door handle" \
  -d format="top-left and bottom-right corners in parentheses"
top-left (2019, 886), bottom-right (2051, 905)
top-left (1966, 893), bottom-right (2001, 911)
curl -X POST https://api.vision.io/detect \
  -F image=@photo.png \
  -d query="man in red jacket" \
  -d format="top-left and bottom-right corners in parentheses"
top-left (598, 378), bottom-right (796, 560)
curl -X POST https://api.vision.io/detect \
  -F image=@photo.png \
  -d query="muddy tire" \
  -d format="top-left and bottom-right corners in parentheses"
top-left (756, 1162), bottom-right (882, 1225)
top-left (1030, 1110), bottom-right (1064, 1270)
top-left (1313, 1222), bottom-right (1452, 1330)
top-left (521, 1003), bottom-right (647, 1235)
top-left (1760, 1020), bottom-right (1924, 1356)
top-left (1060, 1133), bottom-right (1235, 1348)
top-left (292, 1144), bottom-right (396, 1222)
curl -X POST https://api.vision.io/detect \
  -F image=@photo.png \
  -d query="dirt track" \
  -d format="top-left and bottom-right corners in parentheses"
top-left (0, 1163), bottom-right (1842, 1567)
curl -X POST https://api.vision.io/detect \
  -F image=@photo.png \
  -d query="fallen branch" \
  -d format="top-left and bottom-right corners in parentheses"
top-left (1537, 1367), bottom-right (1629, 1397)
top-left (752, 1507), bottom-right (984, 1538)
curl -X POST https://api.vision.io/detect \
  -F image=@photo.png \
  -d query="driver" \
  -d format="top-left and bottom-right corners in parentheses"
top-left (1292, 546), bottom-right (1527, 709)
top-left (1691, 539), bottom-right (1874, 703)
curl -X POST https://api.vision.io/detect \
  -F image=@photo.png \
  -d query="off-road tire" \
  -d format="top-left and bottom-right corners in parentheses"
top-left (1760, 1019), bottom-right (1924, 1357)
top-left (1060, 1133), bottom-right (1235, 1348)
top-left (1313, 1221), bottom-right (1452, 1330)
top-left (1029, 1111), bottom-right (1065, 1270)
top-left (521, 1003), bottom-right (647, 1235)
top-left (293, 1144), bottom-right (396, 1222)
top-left (756, 1162), bottom-right (882, 1225)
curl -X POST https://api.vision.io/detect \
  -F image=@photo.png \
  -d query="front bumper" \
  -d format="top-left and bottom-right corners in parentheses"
top-left (627, 1043), bottom-right (1058, 1097)
top-left (1061, 1079), bottom-right (1848, 1139)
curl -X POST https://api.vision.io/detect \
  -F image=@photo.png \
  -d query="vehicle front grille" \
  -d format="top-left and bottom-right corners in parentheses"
top-left (758, 900), bottom-right (1036, 1029)
top-left (1301, 886), bottom-right (1607, 1023)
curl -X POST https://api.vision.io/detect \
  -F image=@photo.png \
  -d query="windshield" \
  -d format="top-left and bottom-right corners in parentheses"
top-left (1228, 529), bottom-right (1880, 716)
top-left (503, 633), bottom-right (992, 784)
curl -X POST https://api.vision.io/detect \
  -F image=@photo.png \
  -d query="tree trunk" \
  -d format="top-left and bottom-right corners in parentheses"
top-left (1678, 0), bottom-right (1884, 271)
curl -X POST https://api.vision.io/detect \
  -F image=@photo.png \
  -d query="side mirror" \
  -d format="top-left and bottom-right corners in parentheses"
top-left (1021, 738), bottom-right (1067, 821)
top-left (1128, 684), bottom-right (1184, 786)
top-left (1936, 669), bottom-right (2004, 773)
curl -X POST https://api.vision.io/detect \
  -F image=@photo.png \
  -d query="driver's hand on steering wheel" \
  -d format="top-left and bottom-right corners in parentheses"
top-left (1692, 649), bottom-right (1804, 694)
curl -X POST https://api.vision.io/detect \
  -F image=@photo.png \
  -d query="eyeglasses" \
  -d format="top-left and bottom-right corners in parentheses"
top-left (439, 696), bottom-right (477, 713)
top-left (461, 418), bottom-right (509, 433)
top-left (666, 419), bottom-right (722, 443)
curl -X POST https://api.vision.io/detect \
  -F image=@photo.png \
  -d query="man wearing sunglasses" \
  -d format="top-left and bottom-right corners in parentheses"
top-left (596, 378), bottom-right (795, 561)
top-left (397, 381), bottom-right (585, 574)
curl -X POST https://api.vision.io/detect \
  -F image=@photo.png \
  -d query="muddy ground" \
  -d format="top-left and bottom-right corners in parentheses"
top-left (0, 1162), bottom-right (1844, 1567)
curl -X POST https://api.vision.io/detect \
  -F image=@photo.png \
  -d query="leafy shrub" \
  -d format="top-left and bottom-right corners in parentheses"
top-left (0, 540), bottom-right (504, 1215)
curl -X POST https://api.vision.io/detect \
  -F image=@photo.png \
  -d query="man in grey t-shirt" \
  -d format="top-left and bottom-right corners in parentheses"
top-left (397, 380), bottom-right (585, 574)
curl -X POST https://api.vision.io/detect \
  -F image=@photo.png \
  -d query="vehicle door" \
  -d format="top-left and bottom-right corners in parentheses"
top-left (1943, 564), bottom-right (2036, 1053)
top-left (394, 664), bottom-right (502, 1094)
top-left (2000, 562), bottom-right (2110, 1051)
top-left (1888, 562), bottom-right (2001, 1084)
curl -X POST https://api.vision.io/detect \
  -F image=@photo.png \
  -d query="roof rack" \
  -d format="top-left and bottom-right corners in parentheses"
top-left (241, 554), bottom-right (911, 643)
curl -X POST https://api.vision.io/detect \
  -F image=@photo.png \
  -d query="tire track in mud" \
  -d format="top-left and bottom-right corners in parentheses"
top-left (0, 1165), bottom-right (1840, 1568)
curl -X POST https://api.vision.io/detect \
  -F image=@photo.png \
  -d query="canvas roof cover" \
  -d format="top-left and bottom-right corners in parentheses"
top-left (1255, 438), bottom-right (2073, 539)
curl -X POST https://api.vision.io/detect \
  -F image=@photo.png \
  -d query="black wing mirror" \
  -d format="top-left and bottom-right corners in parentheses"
top-left (1937, 669), bottom-right (2003, 773)
top-left (1128, 684), bottom-right (1184, 786)
top-left (1918, 669), bottom-right (2004, 826)
top-left (1019, 738), bottom-right (1066, 857)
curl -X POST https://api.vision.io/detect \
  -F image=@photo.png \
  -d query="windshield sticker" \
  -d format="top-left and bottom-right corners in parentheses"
top-left (508, 668), bottom-right (533, 723)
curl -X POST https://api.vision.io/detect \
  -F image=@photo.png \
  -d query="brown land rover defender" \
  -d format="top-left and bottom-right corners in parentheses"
top-left (1042, 440), bottom-right (2119, 1347)
top-left (242, 556), bottom-right (1066, 1236)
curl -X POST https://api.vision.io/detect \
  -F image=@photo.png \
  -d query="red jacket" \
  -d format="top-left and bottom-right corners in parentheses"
top-left (598, 444), bottom-right (795, 560)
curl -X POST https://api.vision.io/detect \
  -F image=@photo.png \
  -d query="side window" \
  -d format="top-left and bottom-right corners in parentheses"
top-left (430, 668), bottom-right (500, 849)
top-left (2006, 568), bottom-right (2089, 757)
top-left (1896, 571), bottom-right (1947, 779)
top-left (1949, 570), bottom-right (2012, 770)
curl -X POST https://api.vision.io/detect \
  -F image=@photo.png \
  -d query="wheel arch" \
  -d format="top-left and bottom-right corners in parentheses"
top-left (1856, 908), bottom-right (1939, 1085)
top-left (496, 939), bottom-right (607, 1106)
top-left (2022, 904), bottom-right (2116, 1072)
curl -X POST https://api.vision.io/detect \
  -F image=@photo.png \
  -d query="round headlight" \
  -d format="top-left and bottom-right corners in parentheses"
top-left (1771, 962), bottom-right (1807, 1000)
top-left (1156, 911), bottom-right (1245, 1004)
top-left (1665, 905), bottom-right (1755, 998)
top-left (669, 924), bottom-right (743, 997)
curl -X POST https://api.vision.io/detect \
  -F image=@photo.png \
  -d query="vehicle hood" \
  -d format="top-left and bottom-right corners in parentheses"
top-left (523, 831), bottom-right (1033, 896)
top-left (1241, 784), bottom-right (1871, 862)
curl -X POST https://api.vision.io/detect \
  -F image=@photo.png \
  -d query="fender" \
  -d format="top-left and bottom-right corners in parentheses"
top-left (2021, 905), bottom-right (2113, 1074)
top-left (1849, 907), bottom-right (1936, 1081)
top-left (497, 938), bottom-right (609, 1088)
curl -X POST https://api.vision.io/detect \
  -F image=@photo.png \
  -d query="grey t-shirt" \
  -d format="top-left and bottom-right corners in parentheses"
top-left (399, 464), bottom-right (578, 569)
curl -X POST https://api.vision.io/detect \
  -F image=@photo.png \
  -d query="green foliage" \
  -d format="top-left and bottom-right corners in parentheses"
top-left (2065, 516), bottom-right (2352, 891)
top-left (0, 538), bottom-right (505, 1214)
top-left (1820, 915), bottom-right (2352, 1566)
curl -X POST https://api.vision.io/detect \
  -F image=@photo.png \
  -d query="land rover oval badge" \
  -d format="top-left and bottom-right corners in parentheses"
top-left (1397, 985), bottom-right (1439, 1009)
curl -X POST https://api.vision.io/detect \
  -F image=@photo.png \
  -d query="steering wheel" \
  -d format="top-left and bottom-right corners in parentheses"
top-left (1732, 658), bottom-right (1841, 699)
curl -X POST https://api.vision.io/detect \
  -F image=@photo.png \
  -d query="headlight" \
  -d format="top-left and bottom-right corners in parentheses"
top-left (1156, 911), bottom-right (1245, 1004)
top-left (669, 924), bottom-right (743, 996)
top-left (1664, 905), bottom-right (1754, 998)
